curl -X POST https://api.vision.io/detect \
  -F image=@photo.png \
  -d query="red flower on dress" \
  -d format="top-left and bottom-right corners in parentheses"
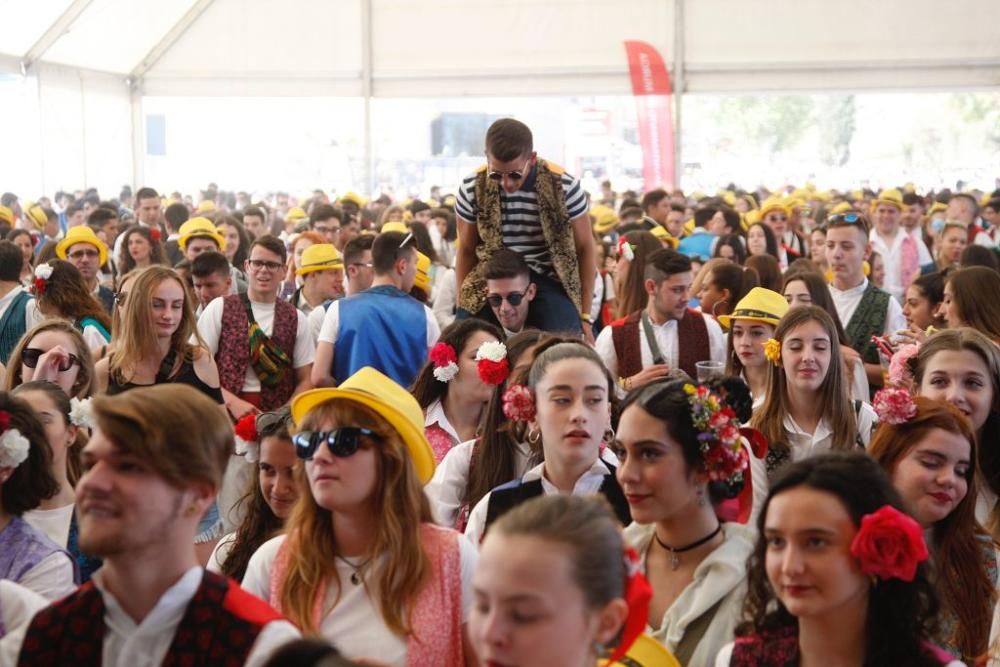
top-left (149, 227), bottom-right (162, 243)
top-left (850, 505), bottom-right (929, 582)
top-left (873, 387), bottom-right (917, 425)
top-left (234, 413), bottom-right (258, 443)
top-left (501, 384), bottom-right (535, 423)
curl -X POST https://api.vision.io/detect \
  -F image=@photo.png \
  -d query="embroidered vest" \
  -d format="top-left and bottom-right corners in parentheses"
top-left (268, 523), bottom-right (465, 667)
top-left (334, 285), bottom-right (428, 388)
top-left (0, 290), bottom-right (31, 365)
top-left (844, 283), bottom-right (890, 365)
top-left (0, 516), bottom-right (72, 585)
top-left (17, 570), bottom-right (282, 667)
top-left (730, 627), bottom-right (956, 667)
top-left (483, 461), bottom-right (632, 538)
top-left (610, 309), bottom-right (710, 379)
top-left (217, 294), bottom-right (298, 410)
top-left (460, 160), bottom-right (582, 314)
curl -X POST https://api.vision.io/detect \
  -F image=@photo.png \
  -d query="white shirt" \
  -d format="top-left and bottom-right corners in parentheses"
top-left (869, 228), bottom-right (931, 303)
top-left (425, 438), bottom-right (533, 528)
top-left (196, 296), bottom-right (314, 393)
top-left (430, 266), bottom-right (457, 331)
top-left (242, 532), bottom-right (477, 667)
top-left (206, 532), bottom-right (236, 574)
top-left (0, 566), bottom-right (301, 667)
top-left (594, 310), bottom-right (727, 379)
top-left (829, 279), bottom-right (907, 338)
top-left (317, 296), bottom-right (440, 348)
top-left (0, 285), bottom-right (42, 329)
top-left (464, 457), bottom-right (614, 546)
top-left (0, 580), bottom-right (46, 641)
top-left (23, 503), bottom-right (74, 548)
top-left (424, 399), bottom-right (461, 453)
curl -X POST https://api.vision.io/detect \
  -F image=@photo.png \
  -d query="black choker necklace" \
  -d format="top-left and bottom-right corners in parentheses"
top-left (654, 524), bottom-right (722, 570)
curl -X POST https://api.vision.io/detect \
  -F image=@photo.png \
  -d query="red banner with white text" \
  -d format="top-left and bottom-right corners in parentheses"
top-left (624, 40), bottom-right (675, 191)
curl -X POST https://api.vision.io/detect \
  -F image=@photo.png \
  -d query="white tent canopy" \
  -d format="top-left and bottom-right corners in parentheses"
top-left (1, 0), bottom-right (998, 195)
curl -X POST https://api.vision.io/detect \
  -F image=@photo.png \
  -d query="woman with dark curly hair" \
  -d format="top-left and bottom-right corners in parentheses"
top-left (716, 452), bottom-right (960, 666)
top-left (117, 224), bottom-right (166, 275)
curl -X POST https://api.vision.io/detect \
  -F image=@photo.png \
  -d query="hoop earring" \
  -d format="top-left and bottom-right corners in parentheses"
top-left (712, 299), bottom-right (728, 317)
top-left (603, 427), bottom-right (615, 444)
top-left (527, 429), bottom-right (541, 445)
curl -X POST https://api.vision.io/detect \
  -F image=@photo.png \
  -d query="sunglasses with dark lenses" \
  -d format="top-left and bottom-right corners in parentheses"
top-left (21, 348), bottom-right (80, 371)
top-left (293, 427), bottom-right (380, 461)
top-left (487, 170), bottom-right (524, 182)
top-left (486, 292), bottom-right (526, 308)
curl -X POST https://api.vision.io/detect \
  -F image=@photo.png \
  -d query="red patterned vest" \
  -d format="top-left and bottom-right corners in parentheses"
top-left (17, 570), bottom-right (284, 667)
top-left (610, 308), bottom-right (710, 379)
top-left (217, 294), bottom-right (298, 410)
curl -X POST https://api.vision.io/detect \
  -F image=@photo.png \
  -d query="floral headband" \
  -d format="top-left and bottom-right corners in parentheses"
top-left (0, 411), bottom-right (30, 470)
top-left (617, 236), bottom-right (635, 262)
top-left (850, 505), bottom-right (928, 582)
top-left (430, 340), bottom-right (510, 386)
top-left (684, 383), bottom-right (750, 484)
top-left (872, 387), bottom-right (917, 425)
top-left (33, 263), bottom-right (53, 295)
top-left (605, 547), bottom-right (652, 663)
top-left (234, 413), bottom-right (260, 463)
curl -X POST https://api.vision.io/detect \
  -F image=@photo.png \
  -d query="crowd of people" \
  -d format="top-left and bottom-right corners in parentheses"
top-left (0, 116), bottom-right (999, 665)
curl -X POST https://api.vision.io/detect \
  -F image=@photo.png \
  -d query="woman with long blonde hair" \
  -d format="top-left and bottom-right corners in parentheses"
top-left (93, 266), bottom-right (221, 402)
top-left (750, 306), bottom-right (877, 489)
top-left (242, 367), bottom-right (473, 665)
top-left (5, 319), bottom-right (94, 398)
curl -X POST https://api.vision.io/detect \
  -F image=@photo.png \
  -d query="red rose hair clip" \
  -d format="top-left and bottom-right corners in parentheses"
top-left (234, 413), bottom-right (260, 463)
top-left (850, 505), bottom-right (928, 582)
top-left (605, 546), bottom-right (652, 663)
top-left (475, 340), bottom-right (509, 386)
top-left (501, 383), bottom-right (535, 423)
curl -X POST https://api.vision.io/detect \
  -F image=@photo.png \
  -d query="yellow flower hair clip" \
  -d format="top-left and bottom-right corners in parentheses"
top-left (763, 338), bottom-right (782, 364)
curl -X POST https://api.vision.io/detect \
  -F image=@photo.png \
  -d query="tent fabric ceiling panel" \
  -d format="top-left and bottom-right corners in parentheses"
top-left (0, 0), bottom-right (75, 59)
top-left (371, 0), bottom-right (672, 74)
top-left (147, 0), bottom-right (363, 78)
top-left (42, 0), bottom-right (198, 73)
top-left (684, 0), bottom-right (1000, 65)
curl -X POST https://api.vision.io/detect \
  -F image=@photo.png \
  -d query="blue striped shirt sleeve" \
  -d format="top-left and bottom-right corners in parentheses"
top-left (455, 175), bottom-right (477, 223)
top-left (562, 173), bottom-right (589, 219)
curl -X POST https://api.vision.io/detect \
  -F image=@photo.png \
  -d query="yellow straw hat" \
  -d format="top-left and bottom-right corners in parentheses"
top-left (0, 205), bottom-right (13, 226)
top-left (56, 225), bottom-right (108, 266)
top-left (380, 221), bottom-right (408, 235)
top-left (178, 217), bottom-right (227, 252)
top-left (296, 244), bottom-right (344, 277)
top-left (290, 367), bottom-right (435, 484)
top-left (196, 200), bottom-right (217, 213)
top-left (759, 197), bottom-right (791, 219)
top-left (25, 205), bottom-right (48, 230)
top-left (591, 205), bottom-right (619, 234)
top-left (413, 252), bottom-right (431, 293)
top-left (339, 191), bottom-right (368, 208)
top-left (874, 188), bottom-right (904, 211)
top-left (286, 206), bottom-right (308, 223)
top-left (718, 287), bottom-right (790, 329)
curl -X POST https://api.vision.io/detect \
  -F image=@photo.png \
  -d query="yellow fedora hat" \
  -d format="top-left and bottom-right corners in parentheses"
top-left (718, 287), bottom-right (790, 329)
top-left (56, 225), bottom-right (108, 266)
top-left (178, 217), bottom-right (226, 251)
top-left (296, 243), bottom-right (344, 277)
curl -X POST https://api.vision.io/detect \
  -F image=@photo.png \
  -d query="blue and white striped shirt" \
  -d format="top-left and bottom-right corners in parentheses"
top-left (455, 164), bottom-right (588, 277)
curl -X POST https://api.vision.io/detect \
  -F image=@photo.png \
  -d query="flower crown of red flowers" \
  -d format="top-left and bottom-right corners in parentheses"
top-left (684, 383), bottom-right (750, 485)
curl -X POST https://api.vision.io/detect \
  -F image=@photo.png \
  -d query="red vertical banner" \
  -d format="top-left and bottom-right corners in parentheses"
top-left (624, 40), bottom-right (675, 191)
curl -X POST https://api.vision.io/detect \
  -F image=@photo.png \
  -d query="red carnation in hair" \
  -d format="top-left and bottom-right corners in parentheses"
top-left (234, 413), bottom-right (258, 443)
top-left (477, 358), bottom-right (509, 385)
top-left (33, 278), bottom-right (46, 294)
top-left (0, 410), bottom-right (10, 433)
top-left (429, 342), bottom-right (458, 368)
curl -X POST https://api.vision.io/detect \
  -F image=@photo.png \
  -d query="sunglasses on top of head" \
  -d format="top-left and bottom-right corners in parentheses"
top-left (292, 427), bottom-right (382, 461)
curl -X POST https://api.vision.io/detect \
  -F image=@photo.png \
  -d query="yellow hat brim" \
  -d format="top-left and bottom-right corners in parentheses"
top-left (290, 385), bottom-right (435, 485)
top-left (296, 261), bottom-right (344, 277)
top-left (599, 634), bottom-right (680, 667)
top-left (179, 231), bottom-right (227, 252)
top-left (56, 234), bottom-right (108, 266)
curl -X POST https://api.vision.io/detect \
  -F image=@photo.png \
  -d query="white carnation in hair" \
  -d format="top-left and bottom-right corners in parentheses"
top-left (475, 341), bottom-right (507, 363)
top-left (0, 429), bottom-right (30, 469)
top-left (234, 435), bottom-right (260, 463)
top-left (69, 397), bottom-right (93, 428)
top-left (433, 362), bottom-right (459, 383)
top-left (34, 263), bottom-right (53, 281)
top-left (621, 242), bottom-right (635, 262)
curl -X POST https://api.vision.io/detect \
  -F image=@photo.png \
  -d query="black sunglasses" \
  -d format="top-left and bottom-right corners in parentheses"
top-left (293, 427), bottom-right (381, 461)
top-left (487, 169), bottom-right (524, 182)
top-left (22, 348), bottom-right (80, 371)
top-left (486, 292), bottom-right (526, 307)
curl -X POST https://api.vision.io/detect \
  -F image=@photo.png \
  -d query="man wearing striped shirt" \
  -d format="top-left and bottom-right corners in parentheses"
top-left (454, 118), bottom-right (596, 339)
